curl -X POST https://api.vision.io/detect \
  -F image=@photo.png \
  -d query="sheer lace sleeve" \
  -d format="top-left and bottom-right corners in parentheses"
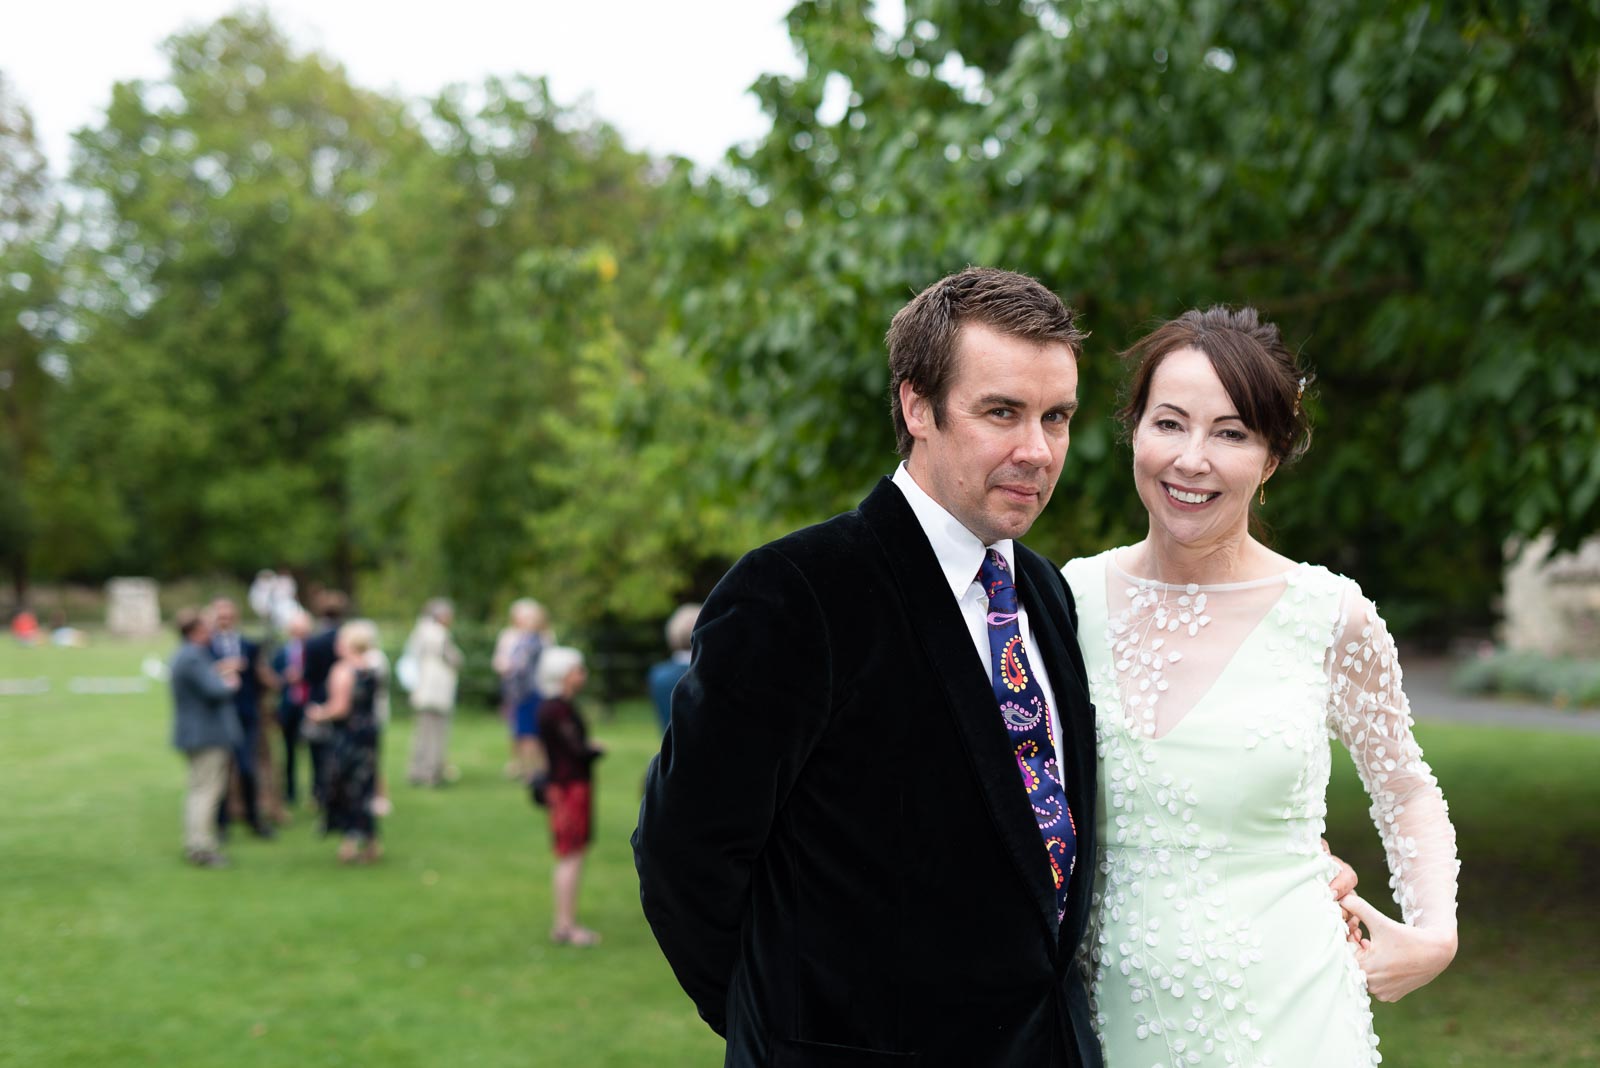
top-left (1325, 583), bottom-right (1460, 931)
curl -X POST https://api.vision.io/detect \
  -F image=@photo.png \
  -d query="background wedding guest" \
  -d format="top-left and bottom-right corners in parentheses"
top-left (535, 646), bottom-right (604, 946)
top-left (268, 608), bottom-right (314, 807)
top-left (305, 619), bottom-right (385, 864)
top-left (364, 635), bottom-right (394, 818)
top-left (498, 598), bottom-right (551, 783)
top-left (208, 598), bottom-right (274, 839)
top-left (405, 598), bottom-right (463, 787)
top-left (248, 567), bottom-right (301, 635)
top-left (489, 597), bottom-right (547, 780)
top-left (646, 602), bottom-right (699, 732)
top-left (170, 607), bottom-right (243, 868)
top-left (301, 590), bottom-right (349, 808)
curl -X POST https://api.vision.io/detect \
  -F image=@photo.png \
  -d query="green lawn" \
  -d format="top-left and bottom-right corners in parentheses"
top-left (2, 636), bottom-right (1594, 1066)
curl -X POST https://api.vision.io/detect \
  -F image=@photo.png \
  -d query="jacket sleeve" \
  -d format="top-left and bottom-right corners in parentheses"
top-left (178, 649), bottom-right (235, 703)
top-left (631, 545), bottom-right (833, 1036)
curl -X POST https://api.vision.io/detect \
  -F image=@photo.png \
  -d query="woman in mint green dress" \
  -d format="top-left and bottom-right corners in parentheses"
top-left (1064, 308), bottom-right (1459, 1067)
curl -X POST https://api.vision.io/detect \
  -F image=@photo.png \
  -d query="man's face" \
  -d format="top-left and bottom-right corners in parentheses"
top-left (902, 322), bottom-right (1079, 545)
top-left (212, 601), bottom-right (237, 632)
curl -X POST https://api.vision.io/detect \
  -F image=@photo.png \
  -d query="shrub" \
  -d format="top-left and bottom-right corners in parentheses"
top-left (1452, 649), bottom-right (1600, 708)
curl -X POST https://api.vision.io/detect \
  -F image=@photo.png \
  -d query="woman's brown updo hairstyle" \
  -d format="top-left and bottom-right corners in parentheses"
top-left (1117, 306), bottom-right (1314, 467)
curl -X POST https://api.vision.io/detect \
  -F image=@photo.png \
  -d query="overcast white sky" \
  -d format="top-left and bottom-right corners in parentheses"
top-left (1, 1), bottom-right (903, 176)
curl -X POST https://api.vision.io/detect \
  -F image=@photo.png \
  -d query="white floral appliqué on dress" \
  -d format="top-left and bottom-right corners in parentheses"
top-left (1063, 549), bottom-right (1459, 1067)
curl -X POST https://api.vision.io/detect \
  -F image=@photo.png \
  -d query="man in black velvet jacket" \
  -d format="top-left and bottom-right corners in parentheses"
top-left (634, 268), bottom-right (1102, 1067)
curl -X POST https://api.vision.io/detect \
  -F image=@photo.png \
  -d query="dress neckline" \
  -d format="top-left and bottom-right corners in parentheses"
top-left (1107, 548), bottom-right (1306, 593)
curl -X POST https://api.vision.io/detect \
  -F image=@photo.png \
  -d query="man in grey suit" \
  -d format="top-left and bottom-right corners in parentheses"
top-left (170, 606), bottom-right (243, 868)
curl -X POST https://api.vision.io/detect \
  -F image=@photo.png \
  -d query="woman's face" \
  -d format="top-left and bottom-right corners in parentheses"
top-left (1131, 347), bottom-right (1277, 552)
top-left (565, 664), bottom-right (589, 695)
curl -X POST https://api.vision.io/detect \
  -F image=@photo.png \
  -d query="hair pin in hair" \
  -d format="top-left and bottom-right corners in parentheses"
top-left (1294, 376), bottom-right (1307, 415)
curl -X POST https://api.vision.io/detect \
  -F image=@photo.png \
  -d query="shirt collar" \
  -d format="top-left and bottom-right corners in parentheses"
top-left (890, 463), bottom-right (1016, 601)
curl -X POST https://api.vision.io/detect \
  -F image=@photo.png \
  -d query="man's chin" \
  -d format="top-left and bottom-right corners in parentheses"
top-left (982, 506), bottom-right (1044, 542)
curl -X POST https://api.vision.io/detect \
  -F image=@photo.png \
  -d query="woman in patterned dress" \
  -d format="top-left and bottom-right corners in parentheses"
top-left (306, 619), bottom-right (384, 864)
top-left (1063, 307), bottom-right (1459, 1067)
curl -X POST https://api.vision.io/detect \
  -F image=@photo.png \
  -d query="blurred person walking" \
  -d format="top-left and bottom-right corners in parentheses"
top-left (404, 598), bottom-right (463, 787)
top-left (170, 607), bottom-right (243, 868)
top-left (535, 646), bottom-right (605, 946)
top-left (305, 620), bottom-right (385, 864)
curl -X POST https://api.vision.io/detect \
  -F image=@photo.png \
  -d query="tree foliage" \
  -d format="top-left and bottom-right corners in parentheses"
top-left (661, 0), bottom-right (1600, 632)
top-left (61, 12), bottom-right (418, 584)
top-left (0, 74), bottom-right (68, 602)
top-left (6, 2), bottom-right (1597, 638)
top-left (346, 75), bottom-right (669, 616)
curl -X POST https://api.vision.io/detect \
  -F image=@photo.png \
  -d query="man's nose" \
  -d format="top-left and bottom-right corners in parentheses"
top-left (1014, 420), bottom-right (1054, 466)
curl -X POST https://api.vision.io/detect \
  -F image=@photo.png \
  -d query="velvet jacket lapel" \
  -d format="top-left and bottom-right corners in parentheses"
top-left (1014, 547), bottom-right (1098, 952)
top-left (858, 479), bottom-right (1061, 938)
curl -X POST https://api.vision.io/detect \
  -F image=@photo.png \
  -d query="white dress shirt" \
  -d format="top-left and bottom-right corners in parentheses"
top-left (890, 464), bottom-right (1065, 771)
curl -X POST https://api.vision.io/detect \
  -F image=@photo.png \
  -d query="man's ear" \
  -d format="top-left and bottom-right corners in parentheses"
top-left (900, 380), bottom-right (932, 440)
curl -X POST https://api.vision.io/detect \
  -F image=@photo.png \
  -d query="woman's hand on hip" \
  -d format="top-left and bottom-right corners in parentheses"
top-left (1341, 892), bottom-right (1458, 1002)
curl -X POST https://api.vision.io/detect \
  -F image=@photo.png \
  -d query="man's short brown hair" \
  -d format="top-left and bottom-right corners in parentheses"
top-left (175, 607), bottom-right (205, 639)
top-left (886, 267), bottom-right (1086, 460)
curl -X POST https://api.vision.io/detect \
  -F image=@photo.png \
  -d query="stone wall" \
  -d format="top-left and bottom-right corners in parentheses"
top-left (105, 577), bottom-right (162, 637)
top-left (1502, 533), bottom-right (1600, 657)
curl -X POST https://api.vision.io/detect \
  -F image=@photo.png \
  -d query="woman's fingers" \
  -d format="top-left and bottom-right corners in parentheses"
top-left (1339, 892), bottom-right (1390, 934)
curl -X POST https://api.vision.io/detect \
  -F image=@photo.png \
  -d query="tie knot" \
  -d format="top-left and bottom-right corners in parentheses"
top-left (977, 549), bottom-right (1016, 605)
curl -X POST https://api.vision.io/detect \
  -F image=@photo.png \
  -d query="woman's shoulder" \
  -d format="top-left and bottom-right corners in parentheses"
top-left (1288, 560), bottom-right (1367, 600)
top-left (1060, 546), bottom-right (1123, 586)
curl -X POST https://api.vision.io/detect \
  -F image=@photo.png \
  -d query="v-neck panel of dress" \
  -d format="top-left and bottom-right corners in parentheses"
top-left (1098, 554), bottom-right (1307, 744)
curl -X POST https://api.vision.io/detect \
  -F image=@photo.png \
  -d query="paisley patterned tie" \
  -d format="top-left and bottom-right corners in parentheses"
top-left (978, 548), bottom-right (1075, 919)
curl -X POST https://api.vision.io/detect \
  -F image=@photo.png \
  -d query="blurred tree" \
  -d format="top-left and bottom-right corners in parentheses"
top-left (524, 237), bottom-right (779, 625)
top-left (349, 75), bottom-right (673, 615)
top-left (63, 11), bottom-right (423, 586)
top-left (0, 74), bottom-right (65, 606)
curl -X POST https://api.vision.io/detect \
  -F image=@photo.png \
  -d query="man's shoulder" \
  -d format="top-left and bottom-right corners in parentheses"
top-left (1013, 539), bottom-right (1061, 572)
top-left (1014, 540), bottom-right (1068, 588)
top-left (722, 494), bottom-right (865, 579)
top-left (1014, 541), bottom-right (1077, 618)
top-left (755, 479), bottom-right (914, 567)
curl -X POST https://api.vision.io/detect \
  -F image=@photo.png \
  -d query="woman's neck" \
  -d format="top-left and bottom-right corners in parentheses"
top-left (1128, 529), bottom-right (1265, 587)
